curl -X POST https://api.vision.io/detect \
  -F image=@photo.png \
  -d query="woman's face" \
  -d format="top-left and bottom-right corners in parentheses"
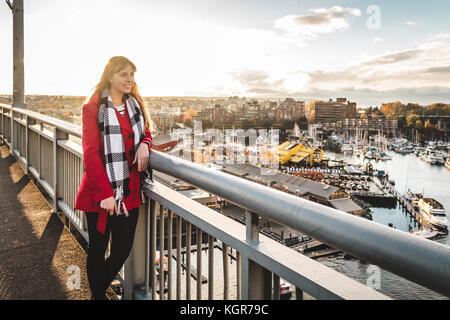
top-left (109, 64), bottom-right (134, 95)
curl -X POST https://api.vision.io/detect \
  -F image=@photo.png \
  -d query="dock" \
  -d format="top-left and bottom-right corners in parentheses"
top-left (304, 248), bottom-right (342, 259)
top-left (383, 181), bottom-right (440, 232)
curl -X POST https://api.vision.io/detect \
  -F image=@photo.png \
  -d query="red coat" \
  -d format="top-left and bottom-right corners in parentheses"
top-left (75, 93), bottom-right (152, 233)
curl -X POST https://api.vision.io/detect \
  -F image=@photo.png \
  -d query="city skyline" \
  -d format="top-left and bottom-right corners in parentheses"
top-left (1, 0), bottom-right (450, 107)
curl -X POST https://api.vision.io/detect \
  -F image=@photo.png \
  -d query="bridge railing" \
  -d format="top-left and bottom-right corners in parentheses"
top-left (1, 103), bottom-right (450, 299)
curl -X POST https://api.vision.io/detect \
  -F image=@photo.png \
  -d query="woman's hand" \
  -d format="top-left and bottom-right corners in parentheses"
top-left (133, 143), bottom-right (150, 172)
top-left (100, 196), bottom-right (118, 216)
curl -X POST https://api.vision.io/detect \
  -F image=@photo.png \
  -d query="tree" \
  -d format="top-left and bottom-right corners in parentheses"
top-left (306, 101), bottom-right (316, 122)
top-left (406, 114), bottom-right (420, 128)
top-left (415, 120), bottom-right (423, 130)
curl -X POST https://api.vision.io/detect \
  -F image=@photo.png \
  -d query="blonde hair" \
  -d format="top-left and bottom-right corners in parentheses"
top-left (86, 56), bottom-right (150, 129)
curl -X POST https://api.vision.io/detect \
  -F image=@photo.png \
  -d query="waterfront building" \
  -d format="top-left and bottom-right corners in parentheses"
top-left (309, 98), bottom-right (357, 123)
top-left (277, 140), bottom-right (323, 166)
top-left (222, 163), bottom-right (361, 215)
top-left (277, 98), bottom-right (305, 120)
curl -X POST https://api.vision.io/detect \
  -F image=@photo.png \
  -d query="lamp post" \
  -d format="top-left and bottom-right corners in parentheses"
top-left (6, 0), bottom-right (26, 108)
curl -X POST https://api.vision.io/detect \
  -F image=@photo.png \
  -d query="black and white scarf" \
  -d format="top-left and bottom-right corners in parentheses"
top-left (98, 88), bottom-right (152, 216)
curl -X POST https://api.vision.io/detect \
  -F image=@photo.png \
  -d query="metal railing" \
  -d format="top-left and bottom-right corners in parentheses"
top-left (1, 103), bottom-right (450, 299)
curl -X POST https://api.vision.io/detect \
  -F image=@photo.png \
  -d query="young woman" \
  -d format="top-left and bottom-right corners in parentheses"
top-left (75, 56), bottom-right (153, 300)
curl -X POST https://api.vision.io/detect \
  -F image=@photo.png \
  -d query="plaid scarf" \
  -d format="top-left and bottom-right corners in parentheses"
top-left (97, 88), bottom-right (151, 216)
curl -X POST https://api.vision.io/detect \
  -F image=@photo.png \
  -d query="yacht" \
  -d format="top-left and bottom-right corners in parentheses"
top-left (378, 151), bottom-right (392, 161)
top-left (395, 146), bottom-right (414, 154)
top-left (364, 151), bottom-right (374, 159)
top-left (353, 148), bottom-right (363, 156)
top-left (403, 191), bottom-right (423, 209)
top-left (418, 198), bottom-right (448, 232)
top-left (341, 143), bottom-right (353, 154)
top-left (410, 228), bottom-right (439, 239)
top-left (434, 152), bottom-right (445, 165)
top-left (424, 153), bottom-right (437, 164)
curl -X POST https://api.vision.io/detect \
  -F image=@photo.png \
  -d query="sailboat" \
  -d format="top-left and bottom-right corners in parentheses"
top-left (293, 123), bottom-right (301, 137)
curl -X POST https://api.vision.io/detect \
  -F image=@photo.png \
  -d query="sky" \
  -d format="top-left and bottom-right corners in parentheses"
top-left (1, 0), bottom-right (450, 107)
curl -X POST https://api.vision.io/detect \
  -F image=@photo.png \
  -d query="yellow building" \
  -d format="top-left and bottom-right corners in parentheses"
top-left (277, 140), bottom-right (323, 166)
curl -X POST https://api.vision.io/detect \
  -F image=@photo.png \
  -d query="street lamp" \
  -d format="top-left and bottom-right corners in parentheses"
top-left (5, 0), bottom-right (26, 108)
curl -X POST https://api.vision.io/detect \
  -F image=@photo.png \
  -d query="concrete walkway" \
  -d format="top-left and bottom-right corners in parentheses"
top-left (0, 142), bottom-right (116, 300)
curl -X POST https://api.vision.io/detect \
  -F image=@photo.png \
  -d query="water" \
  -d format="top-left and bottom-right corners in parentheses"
top-left (321, 150), bottom-right (449, 299)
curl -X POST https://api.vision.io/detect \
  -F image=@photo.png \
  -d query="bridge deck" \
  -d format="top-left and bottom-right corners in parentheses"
top-left (0, 142), bottom-right (115, 300)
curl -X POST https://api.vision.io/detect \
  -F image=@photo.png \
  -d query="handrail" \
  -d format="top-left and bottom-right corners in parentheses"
top-left (0, 103), bottom-right (81, 137)
top-left (148, 149), bottom-right (450, 297)
top-left (143, 180), bottom-right (388, 299)
top-left (1, 103), bottom-right (449, 298)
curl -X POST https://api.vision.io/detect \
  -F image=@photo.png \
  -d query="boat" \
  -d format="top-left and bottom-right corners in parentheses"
top-left (434, 152), bottom-right (445, 165)
top-left (378, 151), bottom-right (392, 160)
top-left (395, 146), bottom-right (414, 154)
top-left (341, 143), bottom-right (353, 154)
top-left (410, 228), bottom-right (439, 239)
top-left (424, 154), bottom-right (437, 164)
top-left (353, 148), bottom-right (363, 156)
top-left (280, 279), bottom-right (293, 299)
top-left (403, 191), bottom-right (423, 208)
top-left (364, 151), bottom-right (374, 159)
top-left (418, 198), bottom-right (448, 232)
top-left (446, 157), bottom-right (450, 169)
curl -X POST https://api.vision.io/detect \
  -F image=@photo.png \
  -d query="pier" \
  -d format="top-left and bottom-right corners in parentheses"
top-left (384, 182), bottom-right (439, 232)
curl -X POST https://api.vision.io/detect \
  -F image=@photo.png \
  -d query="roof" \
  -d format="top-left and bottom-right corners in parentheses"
top-left (153, 170), bottom-right (192, 189)
top-left (178, 188), bottom-right (215, 200)
top-left (329, 198), bottom-right (363, 213)
top-left (221, 165), bottom-right (248, 177)
top-left (244, 174), bottom-right (274, 185)
top-left (222, 162), bottom-right (339, 199)
top-left (290, 155), bottom-right (307, 163)
top-left (299, 179), bottom-right (339, 199)
top-left (343, 166), bottom-right (363, 174)
top-left (273, 181), bottom-right (309, 195)
top-left (152, 134), bottom-right (177, 146)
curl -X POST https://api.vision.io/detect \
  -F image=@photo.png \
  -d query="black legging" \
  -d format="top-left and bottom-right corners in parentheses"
top-left (85, 208), bottom-right (139, 299)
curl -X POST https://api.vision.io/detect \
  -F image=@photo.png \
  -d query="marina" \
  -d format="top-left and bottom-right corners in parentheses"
top-left (216, 129), bottom-right (450, 298)
top-left (321, 148), bottom-right (449, 299)
top-left (162, 127), bottom-right (450, 299)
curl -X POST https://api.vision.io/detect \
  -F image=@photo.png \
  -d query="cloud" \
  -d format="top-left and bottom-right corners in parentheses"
top-left (274, 6), bottom-right (361, 38)
top-left (230, 37), bottom-right (450, 106)
top-left (358, 49), bottom-right (421, 66)
top-left (423, 66), bottom-right (450, 73)
top-left (405, 21), bottom-right (417, 25)
top-left (427, 33), bottom-right (450, 41)
top-left (231, 70), bottom-right (285, 92)
top-left (302, 39), bottom-right (450, 92)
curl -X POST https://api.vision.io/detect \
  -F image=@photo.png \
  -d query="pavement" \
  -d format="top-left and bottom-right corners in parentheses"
top-left (0, 142), bottom-right (116, 300)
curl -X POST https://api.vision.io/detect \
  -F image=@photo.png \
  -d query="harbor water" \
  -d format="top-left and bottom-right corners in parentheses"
top-left (320, 150), bottom-right (450, 300)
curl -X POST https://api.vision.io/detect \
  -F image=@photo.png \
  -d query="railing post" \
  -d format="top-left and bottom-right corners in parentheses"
top-left (124, 203), bottom-right (150, 300)
top-left (10, 108), bottom-right (14, 152)
top-left (242, 210), bottom-right (272, 300)
top-left (37, 122), bottom-right (43, 179)
top-left (0, 106), bottom-right (3, 139)
top-left (52, 127), bottom-right (68, 213)
top-left (25, 114), bottom-right (35, 175)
